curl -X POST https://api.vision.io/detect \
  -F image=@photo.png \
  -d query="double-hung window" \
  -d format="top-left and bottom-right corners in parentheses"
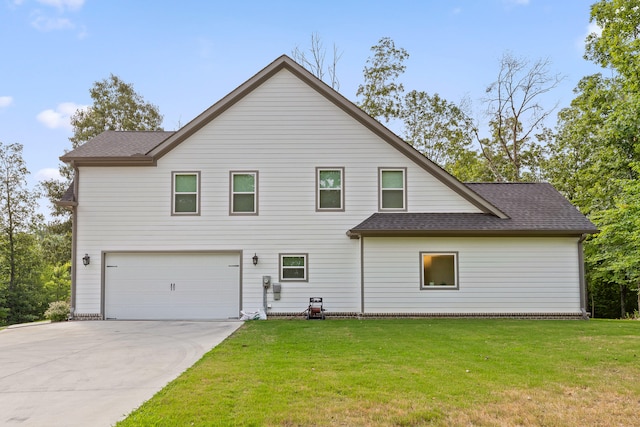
top-left (379, 168), bottom-right (406, 211)
top-left (230, 171), bottom-right (258, 215)
top-left (172, 172), bottom-right (200, 215)
top-left (421, 252), bottom-right (458, 289)
top-left (317, 167), bottom-right (344, 211)
top-left (279, 254), bottom-right (308, 282)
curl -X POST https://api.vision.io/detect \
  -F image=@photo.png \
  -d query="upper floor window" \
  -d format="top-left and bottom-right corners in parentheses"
top-left (379, 168), bottom-right (406, 211)
top-left (230, 171), bottom-right (258, 215)
top-left (317, 167), bottom-right (344, 211)
top-left (172, 172), bottom-right (200, 215)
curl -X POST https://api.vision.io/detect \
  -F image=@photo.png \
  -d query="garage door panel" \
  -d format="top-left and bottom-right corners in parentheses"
top-left (104, 252), bottom-right (240, 320)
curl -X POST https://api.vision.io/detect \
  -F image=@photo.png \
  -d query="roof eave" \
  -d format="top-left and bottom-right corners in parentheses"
top-left (348, 229), bottom-right (598, 238)
top-left (54, 200), bottom-right (78, 208)
top-left (59, 155), bottom-right (156, 167)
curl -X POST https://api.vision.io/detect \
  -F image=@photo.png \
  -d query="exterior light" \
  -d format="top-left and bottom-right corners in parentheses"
top-left (82, 254), bottom-right (90, 266)
top-left (252, 253), bottom-right (259, 266)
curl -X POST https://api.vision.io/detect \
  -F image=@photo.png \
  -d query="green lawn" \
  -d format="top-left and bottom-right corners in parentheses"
top-left (118, 319), bottom-right (640, 426)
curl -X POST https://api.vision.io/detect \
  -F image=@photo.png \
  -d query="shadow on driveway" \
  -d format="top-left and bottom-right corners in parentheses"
top-left (0, 320), bottom-right (242, 427)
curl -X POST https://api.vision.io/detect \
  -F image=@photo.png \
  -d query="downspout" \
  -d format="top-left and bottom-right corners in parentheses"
top-left (69, 165), bottom-right (79, 319)
top-left (578, 234), bottom-right (588, 320)
top-left (360, 236), bottom-right (365, 315)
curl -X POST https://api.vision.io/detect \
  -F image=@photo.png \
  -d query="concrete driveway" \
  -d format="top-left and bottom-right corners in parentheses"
top-left (0, 320), bottom-right (242, 427)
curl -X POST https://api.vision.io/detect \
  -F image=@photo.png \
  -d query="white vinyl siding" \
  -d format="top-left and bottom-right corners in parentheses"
top-left (73, 69), bottom-right (490, 317)
top-left (363, 237), bottom-right (582, 314)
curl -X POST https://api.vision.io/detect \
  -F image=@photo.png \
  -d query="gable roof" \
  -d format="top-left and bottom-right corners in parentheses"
top-left (348, 183), bottom-right (597, 237)
top-left (60, 55), bottom-right (507, 218)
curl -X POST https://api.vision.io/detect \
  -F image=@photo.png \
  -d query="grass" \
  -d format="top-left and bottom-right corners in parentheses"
top-left (117, 319), bottom-right (640, 426)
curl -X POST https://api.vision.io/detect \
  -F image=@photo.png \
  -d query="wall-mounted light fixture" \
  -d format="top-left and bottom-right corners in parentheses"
top-left (82, 254), bottom-right (90, 266)
top-left (252, 253), bottom-right (259, 266)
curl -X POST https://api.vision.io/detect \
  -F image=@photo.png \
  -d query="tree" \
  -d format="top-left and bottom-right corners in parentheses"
top-left (292, 32), bottom-right (342, 90)
top-left (356, 38), bottom-right (489, 180)
top-left (401, 91), bottom-right (479, 173)
top-left (478, 53), bottom-right (563, 182)
top-left (356, 37), bottom-right (409, 123)
top-left (69, 74), bottom-right (164, 149)
top-left (585, 0), bottom-right (640, 89)
top-left (585, 170), bottom-right (640, 317)
top-left (546, 0), bottom-right (640, 317)
top-left (0, 142), bottom-right (45, 324)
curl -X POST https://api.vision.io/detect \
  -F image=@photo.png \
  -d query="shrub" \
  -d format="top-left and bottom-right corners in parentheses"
top-left (44, 301), bottom-right (70, 322)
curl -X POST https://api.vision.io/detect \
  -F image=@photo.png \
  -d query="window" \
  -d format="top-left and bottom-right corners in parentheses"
top-left (421, 252), bottom-right (458, 289)
top-left (280, 254), bottom-right (308, 282)
top-left (317, 167), bottom-right (344, 211)
top-left (172, 172), bottom-right (200, 215)
top-left (230, 171), bottom-right (258, 215)
top-left (379, 168), bottom-right (406, 210)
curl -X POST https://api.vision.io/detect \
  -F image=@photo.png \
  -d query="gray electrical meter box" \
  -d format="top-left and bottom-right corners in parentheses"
top-left (272, 283), bottom-right (282, 300)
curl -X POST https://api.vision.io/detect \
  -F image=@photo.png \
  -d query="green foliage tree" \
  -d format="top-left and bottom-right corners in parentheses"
top-left (41, 262), bottom-right (71, 303)
top-left (585, 169), bottom-right (640, 317)
top-left (0, 142), bottom-right (46, 325)
top-left (356, 37), bottom-right (409, 123)
top-left (356, 38), bottom-right (489, 180)
top-left (546, 0), bottom-right (640, 317)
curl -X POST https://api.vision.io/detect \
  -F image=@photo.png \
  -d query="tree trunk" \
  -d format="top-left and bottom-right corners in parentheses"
top-left (620, 284), bottom-right (627, 318)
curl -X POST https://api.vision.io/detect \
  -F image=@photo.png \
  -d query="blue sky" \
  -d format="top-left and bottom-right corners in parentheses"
top-left (1, 0), bottom-right (602, 214)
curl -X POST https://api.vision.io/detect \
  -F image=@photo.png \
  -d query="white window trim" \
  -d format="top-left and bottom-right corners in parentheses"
top-left (420, 251), bottom-right (459, 290)
top-left (279, 253), bottom-right (308, 282)
top-left (379, 167), bottom-right (407, 211)
top-left (316, 167), bottom-right (345, 211)
top-left (230, 171), bottom-right (258, 215)
top-left (171, 171), bottom-right (200, 216)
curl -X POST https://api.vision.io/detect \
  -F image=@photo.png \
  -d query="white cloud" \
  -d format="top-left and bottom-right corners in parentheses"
top-left (0, 96), bottom-right (13, 108)
top-left (577, 22), bottom-right (603, 51)
top-left (37, 102), bottom-right (87, 130)
top-left (587, 21), bottom-right (603, 38)
top-left (31, 14), bottom-right (74, 31)
top-left (35, 168), bottom-right (62, 182)
top-left (36, 0), bottom-right (85, 11)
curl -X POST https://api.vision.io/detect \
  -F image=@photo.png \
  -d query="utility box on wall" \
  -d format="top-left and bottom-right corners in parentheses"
top-left (273, 283), bottom-right (281, 300)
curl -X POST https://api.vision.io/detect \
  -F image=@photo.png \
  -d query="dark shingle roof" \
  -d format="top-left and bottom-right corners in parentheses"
top-left (349, 183), bottom-right (597, 236)
top-left (60, 131), bottom-right (174, 161)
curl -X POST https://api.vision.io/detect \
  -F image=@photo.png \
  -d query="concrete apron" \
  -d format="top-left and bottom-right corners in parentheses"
top-left (0, 320), bottom-right (243, 427)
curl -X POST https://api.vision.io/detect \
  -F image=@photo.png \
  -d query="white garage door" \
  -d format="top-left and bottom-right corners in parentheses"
top-left (104, 252), bottom-right (240, 320)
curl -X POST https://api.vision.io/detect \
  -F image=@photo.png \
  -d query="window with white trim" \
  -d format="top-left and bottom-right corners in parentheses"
top-left (317, 168), bottom-right (344, 211)
top-left (379, 168), bottom-right (406, 210)
top-left (230, 171), bottom-right (258, 215)
top-left (279, 254), bottom-right (308, 282)
top-left (172, 172), bottom-right (200, 215)
top-left (421, 252), bottom-right (458, 289)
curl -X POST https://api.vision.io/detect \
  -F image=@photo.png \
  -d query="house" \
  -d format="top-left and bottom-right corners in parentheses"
top-left (58, 55), bottom-right (597, 320)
